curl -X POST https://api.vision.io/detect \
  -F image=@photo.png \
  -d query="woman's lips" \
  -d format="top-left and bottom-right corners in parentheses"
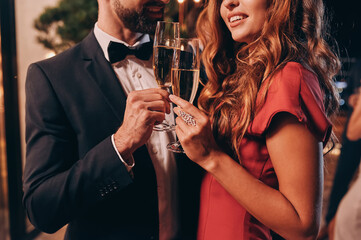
top-left (228, 14), bottom-right (248, 28)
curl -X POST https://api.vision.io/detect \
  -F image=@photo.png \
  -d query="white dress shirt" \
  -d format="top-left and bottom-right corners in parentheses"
top-left (94, 23), bottom-right (179, 240)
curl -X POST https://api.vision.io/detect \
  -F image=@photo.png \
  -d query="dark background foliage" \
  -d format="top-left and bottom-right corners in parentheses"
top-left (34, 0), bottom-right (98, 53)
top-left (34, 0), bottom-right (360, 59)
top-left (33, 0), bottom-right (182, 53)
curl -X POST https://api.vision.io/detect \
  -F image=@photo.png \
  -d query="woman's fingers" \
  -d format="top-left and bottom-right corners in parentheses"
top-left (175, 116), bottom-right (187, 137)
top-left (169, 94), bottom-right (199, 117)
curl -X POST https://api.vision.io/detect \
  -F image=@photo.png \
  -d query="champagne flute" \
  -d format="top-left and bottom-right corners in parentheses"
top-left (153, 21), bottom-right (180, 131)
top-left (167, 38), bottom-right (200, 153)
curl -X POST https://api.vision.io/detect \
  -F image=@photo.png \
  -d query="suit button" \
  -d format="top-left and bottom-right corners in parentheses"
top-left (137, 73), bottom-right (142, 78)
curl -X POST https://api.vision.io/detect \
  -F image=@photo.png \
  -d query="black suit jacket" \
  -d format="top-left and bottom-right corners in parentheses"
top-left (23, 31), bottom-right (202, 240)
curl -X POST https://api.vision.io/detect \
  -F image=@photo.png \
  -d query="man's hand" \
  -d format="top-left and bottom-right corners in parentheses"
top-left (113, 88), bottom-right (170, 158)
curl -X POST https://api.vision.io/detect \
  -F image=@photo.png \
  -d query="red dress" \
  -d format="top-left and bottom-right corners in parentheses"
top-left (197, 62), bottom-right (332, 240)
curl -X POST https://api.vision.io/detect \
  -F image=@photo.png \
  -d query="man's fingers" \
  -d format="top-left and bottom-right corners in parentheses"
top-left (143, 111), bottom-right (165, 126)
top-left (154, 88), bottom-right (171, 101)
top-left (133, 88), bottom-right (170, 101)
top-left (146, 100), bottom-right (170, 114)
top-left (127, 89), bottom-right (170, 113)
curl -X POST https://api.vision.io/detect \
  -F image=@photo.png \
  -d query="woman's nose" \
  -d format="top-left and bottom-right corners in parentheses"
top-left (222, 0), bottom-right (240, 9)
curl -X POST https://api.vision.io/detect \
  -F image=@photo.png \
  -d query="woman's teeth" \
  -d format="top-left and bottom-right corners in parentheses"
top-left (230, 15), bottom-right (245, 23)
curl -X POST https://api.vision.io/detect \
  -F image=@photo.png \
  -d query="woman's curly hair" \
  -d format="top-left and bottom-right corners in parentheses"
top-left (196, 0), bottom-right (340, 160)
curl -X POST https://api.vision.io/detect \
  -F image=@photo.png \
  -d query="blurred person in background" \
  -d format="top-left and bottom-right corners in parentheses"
top-left (318, 59), bottom-right (361, 240)
top-left (330, 86), bottom-right (361, 240)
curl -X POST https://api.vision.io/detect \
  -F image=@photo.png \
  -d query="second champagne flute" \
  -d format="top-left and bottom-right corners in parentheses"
top-left (152, 21), bottom-right (180, 131)
top-left (167, 38), bottom-right (200, 153)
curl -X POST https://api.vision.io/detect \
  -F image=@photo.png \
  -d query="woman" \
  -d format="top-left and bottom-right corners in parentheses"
top-left (169, 0), bottom-right (340, 239)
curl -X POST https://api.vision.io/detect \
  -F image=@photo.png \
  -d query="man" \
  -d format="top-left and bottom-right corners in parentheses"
top-left (23, 0), bottom-right (201, 239)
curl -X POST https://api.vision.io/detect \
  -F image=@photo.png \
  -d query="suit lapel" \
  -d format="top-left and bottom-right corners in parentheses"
top-left (81, 31), bottom-right (127, 123)
top-left (81, 30), bottom-right (158, 178)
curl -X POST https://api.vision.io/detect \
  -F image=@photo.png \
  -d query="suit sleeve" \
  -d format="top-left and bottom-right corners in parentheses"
top-left (23, 63), bottom-right (133, 233)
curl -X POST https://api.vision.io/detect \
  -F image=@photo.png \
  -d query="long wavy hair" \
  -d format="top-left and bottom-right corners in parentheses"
top-left (196, 0), bottom-right (340, 160)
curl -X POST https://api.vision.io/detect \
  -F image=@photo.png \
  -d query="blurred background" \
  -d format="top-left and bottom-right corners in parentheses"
top-left (0, 0), bottom-right (360, 239)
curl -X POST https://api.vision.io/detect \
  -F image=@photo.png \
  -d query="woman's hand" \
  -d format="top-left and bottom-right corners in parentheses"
top-left (169, 94), bottom-right (222, 170)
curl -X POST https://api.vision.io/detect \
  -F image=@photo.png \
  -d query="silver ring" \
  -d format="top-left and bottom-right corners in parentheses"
top-left (179, 110), bottom-right (196, 126)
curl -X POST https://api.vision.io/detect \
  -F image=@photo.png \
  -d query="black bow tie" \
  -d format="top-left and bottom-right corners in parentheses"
top-left (107, 41), bottom-right (153, 63)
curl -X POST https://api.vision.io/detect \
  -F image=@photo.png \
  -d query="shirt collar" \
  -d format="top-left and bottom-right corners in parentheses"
top-left (93, 22), bottom-right (151, 62)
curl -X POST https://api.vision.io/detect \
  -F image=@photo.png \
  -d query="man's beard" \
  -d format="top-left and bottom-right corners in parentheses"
top-left (113, 1), bottom-right (164, 34)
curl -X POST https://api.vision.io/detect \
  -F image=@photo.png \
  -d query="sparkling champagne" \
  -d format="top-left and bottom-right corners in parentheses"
top-left (153, 46), bottom-right (176, 88)
top-left (171, 69), bottom-right (199, 103)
